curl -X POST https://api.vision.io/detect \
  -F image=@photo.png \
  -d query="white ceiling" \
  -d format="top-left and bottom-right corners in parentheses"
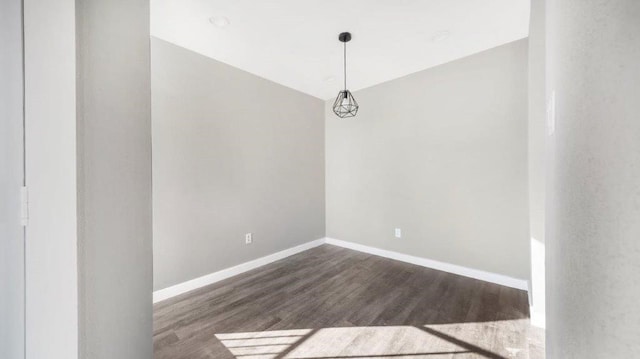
top-left (151, 0), bottom-right (530, 100)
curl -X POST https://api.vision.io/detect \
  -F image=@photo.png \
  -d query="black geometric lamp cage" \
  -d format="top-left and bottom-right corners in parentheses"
top-left (332, 90), bottom-right (359, 118)
top-left (333, 32), bottom-right (359, 118)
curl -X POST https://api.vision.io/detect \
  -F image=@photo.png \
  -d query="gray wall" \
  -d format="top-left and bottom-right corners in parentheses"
top-left (528, 0), bottom-right (546, 326)
top-left (0, 0), bottom-right (25, 357)
top-left (24, 0), bottom-right (79, 357)
top-left (547, 0), bottom-right (640, 357)
top-left (326, 40), bottom-right (530, 280)
top-left (76, 0), bottom-right (153, 358)
top-left (152, 38), bottom-right (326, 291)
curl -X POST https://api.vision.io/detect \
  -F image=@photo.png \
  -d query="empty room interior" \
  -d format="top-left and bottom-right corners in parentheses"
top-left (2, 0), bottom-right (640, 359)
top-left (151, 1), bottom-right (542, 358)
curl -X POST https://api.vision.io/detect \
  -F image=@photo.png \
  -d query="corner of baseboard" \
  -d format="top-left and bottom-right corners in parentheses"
top-left (154, 236), bottom-right (530, 305)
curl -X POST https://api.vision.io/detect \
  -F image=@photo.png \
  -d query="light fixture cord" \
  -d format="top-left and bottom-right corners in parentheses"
top-left (343, 40), bottom-right (347, 91)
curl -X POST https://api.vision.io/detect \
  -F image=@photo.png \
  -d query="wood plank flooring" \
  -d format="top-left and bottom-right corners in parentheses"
top-left (154, 245), bottom-right (544, 359)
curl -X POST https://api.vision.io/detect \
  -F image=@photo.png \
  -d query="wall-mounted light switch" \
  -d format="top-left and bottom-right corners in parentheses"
top-left (395, 228), bottom-right (402, 238)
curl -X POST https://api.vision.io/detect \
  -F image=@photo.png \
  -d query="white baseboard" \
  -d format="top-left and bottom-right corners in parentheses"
top-left (324, 237), bottom-right (529, 291)
top-left (154, 236), bottom-right (529, 304)
top-left (529, 307), bottom-right (546, 328)
top-left (153, 238), bottom-right (325, 303)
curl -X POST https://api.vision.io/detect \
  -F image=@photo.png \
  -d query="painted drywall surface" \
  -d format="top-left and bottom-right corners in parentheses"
top-left (546, 0), bottom-right (640, 357)
top-left (0, 0), bottom-right (25, 357)
top-left (23, 0), bottom-right (79, 358)
top-left (528, 0), bottom-right (546, 327)
top-left (152, 38), bottom-right (326, 291)
top-left (76, 0), bottom-right (153, 358)
top-left (326, 40), bottom-right (530, 280)
top-left (152, 0), bottom-right (530, 100)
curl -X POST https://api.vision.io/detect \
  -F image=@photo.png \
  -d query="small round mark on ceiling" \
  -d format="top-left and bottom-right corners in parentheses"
top-left (209, 16), bottom-right (231, 28)
top-left (431, 30), bottom-right (451, 42)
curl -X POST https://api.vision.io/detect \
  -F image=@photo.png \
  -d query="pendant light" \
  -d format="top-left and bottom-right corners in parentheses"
top-left (332, 32), bottom-right (359, 118)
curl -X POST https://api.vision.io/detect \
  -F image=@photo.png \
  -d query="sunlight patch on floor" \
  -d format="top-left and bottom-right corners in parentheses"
top-left (215, 320), bottom-right (533, 358)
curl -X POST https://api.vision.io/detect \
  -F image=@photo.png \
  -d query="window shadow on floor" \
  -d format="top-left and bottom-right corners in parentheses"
top-left (155, 245), bottom-right (537, 358)
top-left (214, 321), bottom-right (530, 359)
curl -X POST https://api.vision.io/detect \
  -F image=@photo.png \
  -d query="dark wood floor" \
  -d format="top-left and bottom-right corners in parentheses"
top-left (154, 245), bottom-right (543, 359)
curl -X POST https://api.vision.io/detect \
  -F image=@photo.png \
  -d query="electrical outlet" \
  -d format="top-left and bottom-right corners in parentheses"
top-left (395, 228), bottom-right (402, 238)
top-left (245, 233), bottom-right (253, 244)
